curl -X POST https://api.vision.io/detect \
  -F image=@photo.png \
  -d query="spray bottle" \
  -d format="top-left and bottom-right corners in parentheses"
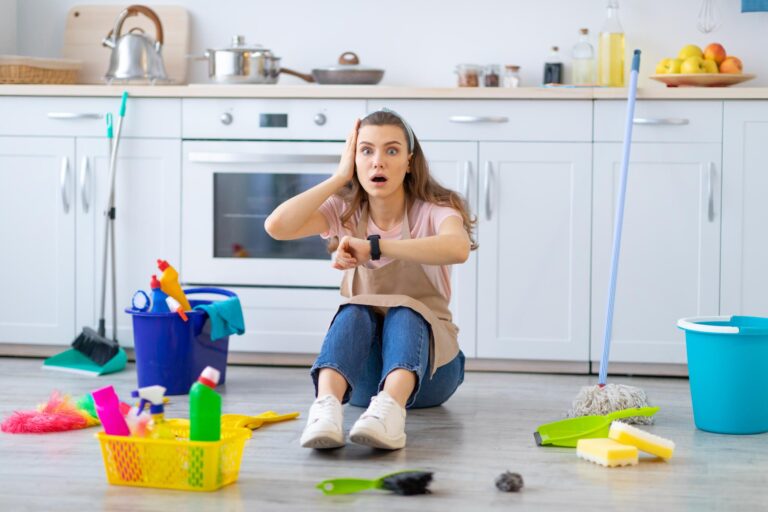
top-left (157, 259), bottom-right (191, 311)
top-left (189, 366), bottom-right (221, 442)
top-left (148, 274), bottom-right (170, 313)
top-left (131, 385), bottom-right (174, 439)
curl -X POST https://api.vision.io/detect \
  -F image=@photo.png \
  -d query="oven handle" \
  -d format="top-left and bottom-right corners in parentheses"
top-left (188, 152), bottom-right (340, 164)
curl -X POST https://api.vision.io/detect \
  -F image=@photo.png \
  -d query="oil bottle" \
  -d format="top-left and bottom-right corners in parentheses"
top-left (598, 0), bottom-right (625, 87)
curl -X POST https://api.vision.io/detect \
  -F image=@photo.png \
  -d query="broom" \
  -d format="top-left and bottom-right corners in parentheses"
top-left (568, 51), bottom-right (652, 424)
top-left (71, 92), bottom-right (129, 366)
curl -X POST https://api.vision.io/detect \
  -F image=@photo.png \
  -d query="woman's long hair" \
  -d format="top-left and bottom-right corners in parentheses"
top-left (329, 111), bottom-right (478, 252)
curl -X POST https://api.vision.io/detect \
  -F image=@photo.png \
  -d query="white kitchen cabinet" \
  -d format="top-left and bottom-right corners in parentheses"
top-left (75, 138), bottom-right (181, 349)
top-left (0, 137), bottom-right (76, 345)
top-left (421, 141), bottom-right (478, 357)
top-left (591, 143), bottom-right (721, 365)
top-left (476, 142), bottom-right (592, 363)
top-left (721, 101), bottom-right (768, 316)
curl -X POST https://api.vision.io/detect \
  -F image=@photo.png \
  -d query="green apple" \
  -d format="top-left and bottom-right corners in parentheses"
top-left (656, 57), bottom-right (683, 74)
top-left (681, 56), bottom-right (706, 74)
top-left (701, 59), bottom-right (718, 73)
top-left (678, 44), bottom-right (704, 60)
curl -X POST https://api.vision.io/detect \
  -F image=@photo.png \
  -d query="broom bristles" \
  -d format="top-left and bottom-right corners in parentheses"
top-left (568, 383), bottom-right (653, 425)
top-left (71, 326), bottom-right (119, 366)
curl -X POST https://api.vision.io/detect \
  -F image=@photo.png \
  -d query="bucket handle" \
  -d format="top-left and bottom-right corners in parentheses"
top-left (183, 287), bottom-right (238, 299)
top-left (677, 316), bottom-right (739, 334)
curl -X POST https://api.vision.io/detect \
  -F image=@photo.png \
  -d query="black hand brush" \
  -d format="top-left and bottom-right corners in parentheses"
top-left (71, 326), bottom-right (119, 366)
top-left (316, 470), bottom-right (433, 496)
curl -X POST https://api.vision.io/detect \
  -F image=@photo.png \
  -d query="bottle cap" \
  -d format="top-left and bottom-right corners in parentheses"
top-left (199, 366), bottom-right (221, 387)
top-left (157, 259), bottom-right (169, 271)
top-left (580, 28), bottom-right (589, 35)
top-left (505, 65), bottom-right (520, 71)
top-left (150, 274), bottom-right (161, 289)
top-left (552, 46), bottom-right (559, 52)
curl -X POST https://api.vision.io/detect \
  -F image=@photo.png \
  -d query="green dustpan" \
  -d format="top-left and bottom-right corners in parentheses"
top-left (42, 347), bottom-right (127, 376)
top-left (534, 406), bottom-right (659, 448)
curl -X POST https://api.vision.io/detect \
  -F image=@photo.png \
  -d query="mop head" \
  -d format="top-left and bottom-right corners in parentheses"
top-left (568, 383), bottom-right (653, 425)
top-left (1, 391), bottom-right (100, 434)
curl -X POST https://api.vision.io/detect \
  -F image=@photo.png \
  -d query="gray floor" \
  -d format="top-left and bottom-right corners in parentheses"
top-left (0, 357), bottom-right (766, 511)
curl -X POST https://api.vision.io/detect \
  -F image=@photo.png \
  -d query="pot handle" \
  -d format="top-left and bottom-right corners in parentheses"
top-left (338, 52), bottom-right (360, 65)
top-left (281, 67), bottom-right (316, 83)
top-left (107, 4), bottom-right (164, 45)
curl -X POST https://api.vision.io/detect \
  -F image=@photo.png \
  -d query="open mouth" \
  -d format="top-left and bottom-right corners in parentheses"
top-left (371, 175), bottom-right (388, 183)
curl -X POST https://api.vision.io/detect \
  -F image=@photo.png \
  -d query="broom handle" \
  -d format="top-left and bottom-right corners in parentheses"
top-left (98, 114), bottom-right (113, 337)
top-left (598, 51), bottom-right (640, 386)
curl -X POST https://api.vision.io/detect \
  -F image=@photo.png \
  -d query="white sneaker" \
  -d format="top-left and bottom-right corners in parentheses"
top-left (300, 394), bottom-right (345, 449)
top-left (349, 391), bottom-right (407, 450)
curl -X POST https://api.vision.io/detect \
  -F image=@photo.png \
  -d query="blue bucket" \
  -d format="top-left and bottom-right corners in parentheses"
top-left (677, 316), bottom-right (768, 434)
top-left (126, 287), bottom-right (235, 396)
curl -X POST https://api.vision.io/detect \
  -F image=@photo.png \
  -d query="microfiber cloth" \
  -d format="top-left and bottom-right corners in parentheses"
top-left (194, 297), bottom-right (245, 341)
top-left (742, 0), bottom-right (768, 12)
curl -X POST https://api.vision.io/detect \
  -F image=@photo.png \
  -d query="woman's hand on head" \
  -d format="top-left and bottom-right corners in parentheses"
top-left (331, 235), bottom-right (371, 270)
top-left (333, 119), bottom-right (360, 185)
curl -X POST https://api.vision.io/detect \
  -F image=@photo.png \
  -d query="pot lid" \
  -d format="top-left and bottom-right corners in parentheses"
top-left (313, 51), bottom-right (383, 72)
top-left (208, 35), bottom-right (275, 55)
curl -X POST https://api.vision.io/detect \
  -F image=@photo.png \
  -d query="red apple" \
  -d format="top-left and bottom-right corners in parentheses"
top-left (720, 56), bottom-right (743, 74)
top-left (703, 43), bottom-right (727, 65)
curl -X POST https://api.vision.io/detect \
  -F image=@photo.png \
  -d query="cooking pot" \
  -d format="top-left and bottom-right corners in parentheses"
top-left (102, 4), bottom-right (168, 83)
top-left (203, 36), bottom-right (312, 84)
top-left (309, 52), bottom-right (385, 85)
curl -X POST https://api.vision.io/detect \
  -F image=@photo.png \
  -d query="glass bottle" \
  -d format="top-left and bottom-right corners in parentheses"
top-left (502, 65), bottom-right (521, 88)
top-left (456, 64), bottom-right (481, 87)
top-left (543, 46), bottom-right (563, 85)
top-left (572, 28), bottom-right (595, 85)
top-left (483, 64), bottom-right (501, 87)
top-left (598, 0), bottom-right (625, 87)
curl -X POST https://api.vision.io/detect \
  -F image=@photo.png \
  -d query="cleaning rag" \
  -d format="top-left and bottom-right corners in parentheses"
top-left (742, 0), bottom-right (768, 12)
top-left (194, 297), bottom-right (245, 341)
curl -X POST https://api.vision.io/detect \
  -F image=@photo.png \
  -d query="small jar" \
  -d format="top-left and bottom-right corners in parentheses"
top-left (483, 64), bottom-right (501, 87)
top-left (456, 64), bottom-right (481, 87)
top-left (503, 65), bottom-right (521, 88)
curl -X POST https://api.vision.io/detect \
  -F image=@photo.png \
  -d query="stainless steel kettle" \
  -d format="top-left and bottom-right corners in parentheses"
top-left (102, 4), bottom-right (168, 83)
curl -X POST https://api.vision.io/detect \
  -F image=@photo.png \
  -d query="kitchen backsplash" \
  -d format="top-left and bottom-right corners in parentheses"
top-left (6, 0), bottom-right (768, 86)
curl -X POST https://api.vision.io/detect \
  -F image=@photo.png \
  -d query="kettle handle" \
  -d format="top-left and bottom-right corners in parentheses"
top-left (107, 4), bottom-right (164, 45)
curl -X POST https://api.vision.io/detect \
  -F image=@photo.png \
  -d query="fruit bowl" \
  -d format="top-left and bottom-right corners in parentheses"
top-left (649, 73), bottom-right (756, 87)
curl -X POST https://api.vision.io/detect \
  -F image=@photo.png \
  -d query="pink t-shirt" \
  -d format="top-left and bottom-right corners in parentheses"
top-left (319, 196), bottom-right (462, 301)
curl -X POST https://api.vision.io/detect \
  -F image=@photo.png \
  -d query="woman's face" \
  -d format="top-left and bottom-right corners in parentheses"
top-left (355, 124), bottom-right (411, 199)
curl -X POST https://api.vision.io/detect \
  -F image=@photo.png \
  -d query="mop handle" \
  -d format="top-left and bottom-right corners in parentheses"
top-left (598, 50), bottom-right (641, 386)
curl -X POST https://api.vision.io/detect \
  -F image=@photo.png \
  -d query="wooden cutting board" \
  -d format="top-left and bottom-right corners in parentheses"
top-left (62, 5), bottom-right (189, 84)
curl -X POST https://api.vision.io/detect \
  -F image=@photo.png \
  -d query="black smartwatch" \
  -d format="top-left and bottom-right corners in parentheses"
top-left (367, 234), bottom-right (382, 260)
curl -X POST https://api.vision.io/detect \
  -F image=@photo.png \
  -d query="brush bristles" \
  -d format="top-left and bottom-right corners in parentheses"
top-left (71, 327), bottom-right (119, 366)
top-left (381, 471), bottom-right (433, 495)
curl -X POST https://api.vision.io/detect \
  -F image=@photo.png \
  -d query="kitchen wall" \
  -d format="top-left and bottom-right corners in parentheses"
top-left (13, 0), bottom-right (768, 86)
top-left (0, 0), bottom-right (17, 54)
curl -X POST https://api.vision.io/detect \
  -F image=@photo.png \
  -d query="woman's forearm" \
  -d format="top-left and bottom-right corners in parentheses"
top-left (379, 235), bottom-right (470, 265)
top-left (264, 175), bottom-right (346, 239)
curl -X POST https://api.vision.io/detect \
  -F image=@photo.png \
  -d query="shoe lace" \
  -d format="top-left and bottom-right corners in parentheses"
top-left (362, 394), bottom-right (394, 420)
top-left (311, 396), bottom-right (339, 423)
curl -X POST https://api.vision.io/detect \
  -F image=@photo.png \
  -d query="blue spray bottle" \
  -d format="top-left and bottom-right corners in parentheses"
top-left (149, 274), bottom-right (170, 313)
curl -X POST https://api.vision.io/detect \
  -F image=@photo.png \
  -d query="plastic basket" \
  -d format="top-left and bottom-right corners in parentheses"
top-left (96, 426), bottom-right (250, 491)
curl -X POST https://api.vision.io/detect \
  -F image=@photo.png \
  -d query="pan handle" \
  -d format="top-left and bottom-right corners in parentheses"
top-left (280, 67), bottom-right (315, 83)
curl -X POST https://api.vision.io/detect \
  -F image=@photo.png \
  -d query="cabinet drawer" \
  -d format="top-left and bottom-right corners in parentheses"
top-left (0, 97), bottom-right (180, 138)
top-left (182, 99), bottom-right (366, 139)
top-left (367, 100), bottom-right (592, 141)
top-left (594, 100), bottom-right (722, 142)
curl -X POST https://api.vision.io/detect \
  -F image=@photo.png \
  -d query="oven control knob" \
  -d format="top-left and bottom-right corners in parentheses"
top-left (220, 112), bottom-right (233, 125)
top-left (314, 113), bottom-right (327, 126)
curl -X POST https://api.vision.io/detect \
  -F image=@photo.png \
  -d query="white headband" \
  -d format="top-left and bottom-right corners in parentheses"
top-left (361, 107), bottom-right (415, 152)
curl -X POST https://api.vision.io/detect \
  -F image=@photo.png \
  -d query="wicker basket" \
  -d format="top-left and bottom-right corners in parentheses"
top-left (0, 55), bottom-right (82, 84)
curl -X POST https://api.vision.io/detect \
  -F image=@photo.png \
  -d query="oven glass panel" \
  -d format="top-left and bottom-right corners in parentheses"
top-left (214, 173), bottom-right (330, 259)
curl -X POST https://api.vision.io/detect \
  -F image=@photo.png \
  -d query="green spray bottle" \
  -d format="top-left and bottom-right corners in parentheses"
top-left (189, 366), bottom-right (221, 441)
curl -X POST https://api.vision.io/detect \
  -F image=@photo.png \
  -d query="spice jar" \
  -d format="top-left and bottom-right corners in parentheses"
top-left (483, 64), bottom-right (500, 87)
top-left (456, 64), bottom-right (481, 87)
top-left (503, 65), bottom-right (521, 88)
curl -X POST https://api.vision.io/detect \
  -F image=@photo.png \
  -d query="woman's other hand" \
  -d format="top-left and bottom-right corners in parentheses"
top-left (331, 235), bottom-right (371, 270)
top-left (333, 119), bottom-right (361, 184)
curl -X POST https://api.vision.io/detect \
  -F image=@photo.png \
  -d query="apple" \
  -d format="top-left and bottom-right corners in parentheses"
top-left (656, 57), bottom-right (683, 74)
top-left (678, 44), bottom-right (704, 60)
top-left (720, 56), bottom-right (743, 74)
top-left (703, 43), bottom-right (727, 65)
top-left (681, 56), bottom-right (707, 74)
top-left (702, 59), bottom-right (718, 73)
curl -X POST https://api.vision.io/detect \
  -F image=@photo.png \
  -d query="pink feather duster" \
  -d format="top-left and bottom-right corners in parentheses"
top-left (1, 391), bottom-right (93, 434)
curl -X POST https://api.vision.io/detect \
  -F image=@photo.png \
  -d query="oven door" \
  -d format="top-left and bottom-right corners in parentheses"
top-left (182, 140), bottom-right (343, 287)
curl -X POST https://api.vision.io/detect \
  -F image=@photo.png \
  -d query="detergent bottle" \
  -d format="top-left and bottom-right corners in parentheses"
top-left (190, 366), bottom-right (221, 442)
top-left (148, 274), bottom-right (170, 313)
top-left (91, 386), bottom-right (130, 436)
top-left (157, 259), bottom-right (191, 311)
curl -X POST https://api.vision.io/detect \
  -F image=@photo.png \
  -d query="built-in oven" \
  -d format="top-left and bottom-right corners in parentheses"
top-left (181, 99), bottom-right (366, 288)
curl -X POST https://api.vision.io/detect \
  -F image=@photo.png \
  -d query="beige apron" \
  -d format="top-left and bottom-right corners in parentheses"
top-left (337, 202), bottom-right (460, 377)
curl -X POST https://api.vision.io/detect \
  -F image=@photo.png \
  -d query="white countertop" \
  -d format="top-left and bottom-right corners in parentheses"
top-left (1, 84), bottom-right (768, 99)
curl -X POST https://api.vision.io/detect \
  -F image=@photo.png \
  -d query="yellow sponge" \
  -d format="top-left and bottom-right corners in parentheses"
top-left (608, 421), bottom-right (675, 460)
top-left (576, 438), bottom-right (638, 467)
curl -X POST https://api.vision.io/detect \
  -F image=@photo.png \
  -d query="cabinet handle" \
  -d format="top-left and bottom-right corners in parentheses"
top-left (188, 152), bottom-right (339, 164)
top-left (47, 112), bottom-right (103, 120)
top-left (462, 160), bottom-right (472, 201)
top-left (483, 161), bottom-right (493, 220)
top-left (60, 157), bottom-right (70, 214)
top-left (632, 117), bottom-right (689, 126)
top-left (80, 157), bottom-right (91, 213)
top-left (449, 115), bottom-right (509, 124)
top-left (707, 161), bottom-right (716, 222)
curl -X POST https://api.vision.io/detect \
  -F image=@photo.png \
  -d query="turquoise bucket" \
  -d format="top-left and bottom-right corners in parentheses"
top-left (677, 316), bottom-right (768, 434)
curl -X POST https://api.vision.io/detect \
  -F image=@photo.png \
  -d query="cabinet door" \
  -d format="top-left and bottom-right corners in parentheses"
top-left (76, 138), bottom-right (181, 348)
top-left (420, 141), bottom-right (478, 357)
top-left (477, 143), bottom-right (591, 361)
top-left (592, 143), bottom-right (721, 364)
top-left (722, 102), bottom-right (768, 316)
top-left (0, 137), bottom-right (76, 345)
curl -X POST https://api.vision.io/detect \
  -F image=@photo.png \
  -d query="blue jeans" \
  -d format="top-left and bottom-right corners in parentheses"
top-left (310, 304), bottom-right (465, 409)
